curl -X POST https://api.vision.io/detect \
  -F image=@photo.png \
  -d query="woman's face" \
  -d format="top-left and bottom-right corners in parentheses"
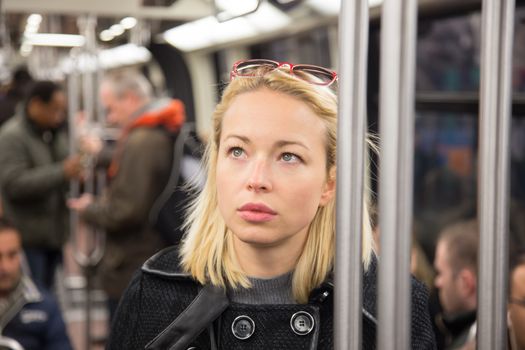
top-left (216, 88), bottom-right (335, 249)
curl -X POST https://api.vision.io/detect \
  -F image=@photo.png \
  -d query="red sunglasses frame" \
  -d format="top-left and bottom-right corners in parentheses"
top-left (230, 59), bottom-right (338, 86)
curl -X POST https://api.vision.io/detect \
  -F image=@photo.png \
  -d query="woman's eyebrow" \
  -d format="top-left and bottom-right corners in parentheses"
top-left (275, 140), bottom-right (310, 151)
top-left (223, 135), bottom-right (310, 151)
top-left (224, 134), bottom-right (250, 143)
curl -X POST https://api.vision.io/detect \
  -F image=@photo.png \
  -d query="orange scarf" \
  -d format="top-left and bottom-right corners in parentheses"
top-left (108, 99), bottom-right (186, 178)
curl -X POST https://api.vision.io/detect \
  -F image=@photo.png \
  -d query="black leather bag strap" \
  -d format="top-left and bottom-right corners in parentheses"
top-left (145, 284), bottom-right (229, 350)
top-left (148, 122), bottom-right (192, 227)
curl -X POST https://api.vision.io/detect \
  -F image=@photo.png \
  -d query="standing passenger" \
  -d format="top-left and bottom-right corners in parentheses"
top-left (0, 81), bottom-right (82, 290)
top-left (107, 59), bottom-right (436, 349)
top-left (68, 71), bottom-right (186, 321)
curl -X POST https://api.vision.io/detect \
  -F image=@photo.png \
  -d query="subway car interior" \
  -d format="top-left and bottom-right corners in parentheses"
top-left (0, 0), bottom-right (524, 349)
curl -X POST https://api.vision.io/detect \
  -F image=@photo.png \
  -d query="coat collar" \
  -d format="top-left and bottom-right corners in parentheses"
top-left (0, 275), bottom-right (42, 332)
top-left (142, 245), bottom-right (191, 279)
top-left (308, 254), bottom-right (379, 326)
top-left (142, 246), bottom-right (379, 326)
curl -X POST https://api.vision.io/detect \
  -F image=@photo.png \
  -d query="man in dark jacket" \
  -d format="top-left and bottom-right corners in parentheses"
top-left (0, 218), bottom-right (73, 350)
top-left (68, 71), bottom-right (186, 320)
top-left (0, 81), bottom-right (82, 290)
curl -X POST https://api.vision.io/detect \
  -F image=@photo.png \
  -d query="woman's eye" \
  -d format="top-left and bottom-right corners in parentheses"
top-left (281, 152), bottom-right (301, 163)
top-left (230, 147), bottom-right (244, 158)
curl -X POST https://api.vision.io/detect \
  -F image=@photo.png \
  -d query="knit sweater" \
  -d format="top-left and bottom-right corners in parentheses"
top-left (228, 272), bottom-right (295, 305)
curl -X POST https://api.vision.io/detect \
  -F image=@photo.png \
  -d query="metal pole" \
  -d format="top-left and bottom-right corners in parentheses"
top-left (67, 67), bottom-right (81, 281)
top-left (334, 0), bottom-right (368, 349)
top-left (70, 15), bottom-right (107, 350)
top-left (377, 0), bottom-right (418, 349)
top-left (477, 0), bottom-right (515, 348)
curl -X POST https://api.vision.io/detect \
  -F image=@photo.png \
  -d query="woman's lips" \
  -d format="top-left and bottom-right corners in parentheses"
top-left (238, 203), bottom-right (277, 222)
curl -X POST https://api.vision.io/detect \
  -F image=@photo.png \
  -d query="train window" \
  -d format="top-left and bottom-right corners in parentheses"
top-left (416, 6), bottom-right (525, 93)
top-left (248, 26), bottom-right (333, 69)
top-left (413, 112), bottom-right (477, 260)
top-left (393, 4), bottom-right (525, 260)
top-left (213, 26), bottom-right (334, 100)
top-left (417, 14), bottom-right (481, 92)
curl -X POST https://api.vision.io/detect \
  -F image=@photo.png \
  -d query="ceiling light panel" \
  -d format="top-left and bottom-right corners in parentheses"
top-left (25, 33), bottom-right (86, 47)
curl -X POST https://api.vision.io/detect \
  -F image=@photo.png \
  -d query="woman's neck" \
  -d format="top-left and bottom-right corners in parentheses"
top-left (233, 233), bottom-right (306, 278)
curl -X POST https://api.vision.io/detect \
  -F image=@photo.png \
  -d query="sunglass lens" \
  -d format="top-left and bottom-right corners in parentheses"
top-left (235, 60), bottom-right (279, 76)
top-left (292, 65), bottom-right (335, 85)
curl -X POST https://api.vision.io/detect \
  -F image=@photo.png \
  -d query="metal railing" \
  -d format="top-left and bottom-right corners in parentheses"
top-left (67, 15), bottom-right (106, 350)
top-left (334, 0), bottom-right (369, 348)
top-left (335, 0), bottom-right (515, 349)
top-left (477, 0), bottom-right (515, 348)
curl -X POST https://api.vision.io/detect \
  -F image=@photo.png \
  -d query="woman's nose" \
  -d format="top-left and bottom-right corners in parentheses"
top-left (246, 159), bottom-right (272, 192)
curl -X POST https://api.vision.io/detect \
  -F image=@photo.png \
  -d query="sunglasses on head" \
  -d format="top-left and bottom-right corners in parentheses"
top-left (230, 59), bottom-right (338, 87)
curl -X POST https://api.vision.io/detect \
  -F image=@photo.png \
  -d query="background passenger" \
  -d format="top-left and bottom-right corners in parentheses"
top-left (107, 59), bottom-right (435, 349)
top-left (433, 219), bottom-right (478, 349)
top-left (0, 66), bottom-right (33, 127)
top-left (0, 80), bottom-right (82, 290)
top-left (0, 218), bottom-right (73, 350)
top-left (68, 70), bottom-right (186, 321)
top-left (508, 252), bottom-right (525, 350)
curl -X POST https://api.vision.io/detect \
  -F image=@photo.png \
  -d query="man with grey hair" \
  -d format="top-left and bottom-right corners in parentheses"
top-left (69, 70), bottom-right (186, 320)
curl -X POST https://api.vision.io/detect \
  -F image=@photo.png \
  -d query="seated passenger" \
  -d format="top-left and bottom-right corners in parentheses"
top-left (0, 218), bottom-right (73, 350)
top-left (107, 59), bottom-right (436, 349)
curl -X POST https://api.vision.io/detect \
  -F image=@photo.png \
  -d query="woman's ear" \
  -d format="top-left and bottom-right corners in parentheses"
top-left (319, 167), bottom-right (336, 206)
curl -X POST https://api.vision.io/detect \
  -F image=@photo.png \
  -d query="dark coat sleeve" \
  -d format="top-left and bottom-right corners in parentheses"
top-left (0, 130), bottom-right (66, 202)
top-left (107, 270), bottom-right (145, 350)
top-left (411, 277), bottom-right (437, 350)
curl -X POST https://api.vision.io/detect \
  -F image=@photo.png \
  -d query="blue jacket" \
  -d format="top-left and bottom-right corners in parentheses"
top-left (0, 276), bottom-right (72, 350)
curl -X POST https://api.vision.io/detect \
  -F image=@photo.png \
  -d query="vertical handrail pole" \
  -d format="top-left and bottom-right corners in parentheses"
top-left (377, 0), bottom-right (418, 349)
top-left (81, 16), bottom-right (96, 350)
top-left (477, 0), bottom-right (515, 348)
top-left (68, 68), bottom-right (81, 243)
top-left (334, 0), bottom-right (369, 349)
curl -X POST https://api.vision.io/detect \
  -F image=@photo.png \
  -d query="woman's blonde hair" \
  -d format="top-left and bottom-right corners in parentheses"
top-left (180, 67), bottom-right (374, 303)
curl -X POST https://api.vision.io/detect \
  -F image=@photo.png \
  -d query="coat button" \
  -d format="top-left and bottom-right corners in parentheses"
top-left (231, 315), bottom-right (255, 340)
top-left (290, 311), bottom-right (315, 335)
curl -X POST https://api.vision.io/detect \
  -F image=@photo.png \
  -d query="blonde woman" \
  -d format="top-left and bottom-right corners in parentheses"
top-left (108, 59), bottom-right (435, 349)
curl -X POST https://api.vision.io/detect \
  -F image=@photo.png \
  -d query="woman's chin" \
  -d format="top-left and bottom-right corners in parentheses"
top-left (232, 232), bottom-right (282, 248)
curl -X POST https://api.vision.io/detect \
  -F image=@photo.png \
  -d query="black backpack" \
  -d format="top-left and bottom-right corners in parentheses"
top-left (149, 123), bottom-right (204, 245)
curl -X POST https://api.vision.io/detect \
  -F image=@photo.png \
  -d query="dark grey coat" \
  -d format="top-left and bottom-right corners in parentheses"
top-left (108, 246), bottom-right (436, 349)
top-left (0, 115), bottom-right (70, 250)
